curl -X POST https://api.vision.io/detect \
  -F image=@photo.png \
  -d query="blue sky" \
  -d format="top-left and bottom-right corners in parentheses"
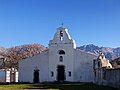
top-left (0, 0), bottom-right (120, 48)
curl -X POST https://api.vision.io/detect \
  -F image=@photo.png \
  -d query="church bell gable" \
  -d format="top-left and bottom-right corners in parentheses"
top-left (49, 26), bottom-right (76, 49)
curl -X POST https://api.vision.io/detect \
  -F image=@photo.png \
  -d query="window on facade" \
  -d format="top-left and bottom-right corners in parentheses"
top-left (68, 71), bottom-right (71, 77)
top-left (98, 61), bottom-right (100, 67)
top-left (60, 30), bottom-right (63, 41)
top-left (51, 71), bottom-right (54, 77)
top-left (59, 56), bottom-right (63, 62)
top-left (59, 50), bottom-right (65, 54)
top-left (93, 60), bottom-right (96, 69)
top-left (103, 70), bottom-right (106, 80)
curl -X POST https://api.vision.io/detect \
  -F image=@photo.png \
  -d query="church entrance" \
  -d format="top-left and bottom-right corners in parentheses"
top-left (33, 69), bottom-right (39, 83)
top-left (57, 65), bottom-right (65, 81)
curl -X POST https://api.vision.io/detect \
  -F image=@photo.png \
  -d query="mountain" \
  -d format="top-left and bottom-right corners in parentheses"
top-left (0, 44), bottom-right (47, 68)
top-left (77, 44), bottom-right (120, 60)
top-left (0, 47), bottom-right (7, 55)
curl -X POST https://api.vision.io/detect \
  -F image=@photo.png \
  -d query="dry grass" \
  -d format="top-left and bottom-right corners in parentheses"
top-left (0, 83), bottom-right (117, 90)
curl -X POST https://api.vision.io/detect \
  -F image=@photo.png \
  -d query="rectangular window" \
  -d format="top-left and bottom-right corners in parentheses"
top-left (51, 71), bottom-right (54, 77)
top-left (68, 71), bottom-right (71, 77)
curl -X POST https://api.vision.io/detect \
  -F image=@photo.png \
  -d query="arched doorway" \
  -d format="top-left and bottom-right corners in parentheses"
top-left (57, 65), bottom-right (65, 81)
top-left (33, 69), bottom-right (39, 83)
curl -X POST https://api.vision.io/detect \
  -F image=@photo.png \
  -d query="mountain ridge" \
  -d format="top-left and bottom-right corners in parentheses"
top-left (77, 44), bottom-right (120, 60)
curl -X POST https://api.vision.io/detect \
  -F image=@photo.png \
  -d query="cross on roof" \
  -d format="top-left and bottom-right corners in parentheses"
top-left (61, 23), bottom-right (64, 26)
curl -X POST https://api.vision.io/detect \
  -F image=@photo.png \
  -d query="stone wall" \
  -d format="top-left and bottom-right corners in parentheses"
top-left (94, 66), bottom-right (120, 89)
top-left (93, 53), bottom-right (120, 89)
top-left (103, 68), bottom-right (120, 89)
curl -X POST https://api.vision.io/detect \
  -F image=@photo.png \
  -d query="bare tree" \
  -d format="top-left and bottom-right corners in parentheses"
top-left (0, 44), bottom-right (47, 69)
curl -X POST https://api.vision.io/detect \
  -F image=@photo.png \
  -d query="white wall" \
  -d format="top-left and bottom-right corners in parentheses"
top-left (19, 50), bottom-right (49, 83)
top-left (49, 44), bottom-right (74, 82)
top-left (74, 49), bottom-right (97, 82)
top-left (0, 69), bottom-right (5, 82)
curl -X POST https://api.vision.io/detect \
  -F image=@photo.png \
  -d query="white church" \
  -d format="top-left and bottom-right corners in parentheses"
top-left (19, 26), bottom-right (98, 83)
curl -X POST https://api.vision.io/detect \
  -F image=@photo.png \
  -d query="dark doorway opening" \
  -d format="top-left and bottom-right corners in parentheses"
top-left (33, 70), bottom-right (39, 83)
top-left (57, 65), bottom-right (65, 81)
top-left (10, 72), bottom-right (15, 82)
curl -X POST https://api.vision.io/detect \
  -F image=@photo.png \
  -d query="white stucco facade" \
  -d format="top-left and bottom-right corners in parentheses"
top-left (19, 50), bottom-right (49, 83)
top-left (74, 49), bottom-right (97, 82)
top-left (19, 26), bottom-right (97, 83)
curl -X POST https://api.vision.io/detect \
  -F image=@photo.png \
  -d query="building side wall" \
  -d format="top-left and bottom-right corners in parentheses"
top-left (106, 69), bottom-right (120, 89)
top-left (74, 49), bottom-right (97, 82)
top-left (19, 50), bottom-right (49, 83)
top-left (95, 68), bottom-right (120, 89)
